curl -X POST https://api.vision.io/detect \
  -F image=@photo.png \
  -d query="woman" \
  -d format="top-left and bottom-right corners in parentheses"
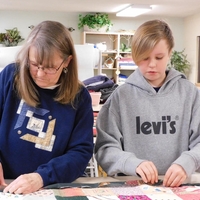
top-left (0, 20), bottom-right (94, 194)
top-left (94, 19), bottom-right (200, 187)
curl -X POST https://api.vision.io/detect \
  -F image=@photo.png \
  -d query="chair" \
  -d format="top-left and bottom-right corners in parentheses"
top-left (86, 154), bottom-right (99, 177)
top-left (85, 136), bottom-right (99, 177)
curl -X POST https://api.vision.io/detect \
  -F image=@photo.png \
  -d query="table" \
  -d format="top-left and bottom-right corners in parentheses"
top-left (74, 173), bottom-right (200, 184)
top-left (2, 173), bottom-right (200, 200)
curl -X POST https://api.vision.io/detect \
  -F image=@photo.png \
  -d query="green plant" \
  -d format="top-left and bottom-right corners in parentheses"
top-left (0, 33), bottom-right (6, 44)
top-left (120, 43), bottom-right (131, 52)
top-left (3, 27), bottom-right (24, 46)
top-left (78, 13), bottom-right (113, 32)
top-left (168, 49), bottom-right (191, 74)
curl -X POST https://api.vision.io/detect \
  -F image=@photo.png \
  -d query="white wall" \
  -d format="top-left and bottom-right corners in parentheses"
top-left (184, 13), bottom-right (200, 83)
top-left (0, 11), bottom-right (81, 44)
top-left (0, 11), bottom-right (184, 48)
top-left (109, 15), bottom-right (185, 51)
top-left (2, 10), bottom-right (197, 81)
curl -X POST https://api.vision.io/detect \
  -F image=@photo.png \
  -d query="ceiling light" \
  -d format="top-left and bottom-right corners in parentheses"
top-left (116, 5), bottom-right (152, 17)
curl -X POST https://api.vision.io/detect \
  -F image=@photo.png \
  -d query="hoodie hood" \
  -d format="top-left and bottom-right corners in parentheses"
top-left (125, 68), bottom-right (186, 95)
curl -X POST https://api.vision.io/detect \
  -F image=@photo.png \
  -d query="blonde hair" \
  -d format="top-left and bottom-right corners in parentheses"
top-left (131, 19), bottom-right (174, 65)
top-left (14, 20), bottom-right (82, 107)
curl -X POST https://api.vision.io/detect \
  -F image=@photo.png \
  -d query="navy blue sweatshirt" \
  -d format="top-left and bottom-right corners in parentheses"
top-left (0, 64), bottom-right (94, 186)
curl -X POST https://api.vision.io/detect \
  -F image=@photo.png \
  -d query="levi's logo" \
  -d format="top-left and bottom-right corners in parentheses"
top-left (136, 116), bottom-right (177, 134)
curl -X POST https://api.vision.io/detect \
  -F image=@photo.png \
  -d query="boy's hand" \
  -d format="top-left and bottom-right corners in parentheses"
top-left (136, 161), bottom-right (158, 184)
top-left (163, 164), bottom-right (187, 187)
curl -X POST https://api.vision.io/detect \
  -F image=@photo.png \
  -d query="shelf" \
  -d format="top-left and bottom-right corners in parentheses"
top-left (102, 50), bottom-right (117, 53)
top-left (83, 31), bottom-right (134, 36)
top-left (102, 68), bottom-right (117, 70)
top-left (119, 68), bottom-right (137, 70)
top-left (94, 68), bottom-right (117, 70)
top-left (83, 31), bottom-right (135, 84)
top-left (120, 52), bottom-right (132, 54)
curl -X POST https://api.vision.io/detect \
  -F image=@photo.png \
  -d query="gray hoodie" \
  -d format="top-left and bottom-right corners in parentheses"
top-left (94, 68), bottom-right (200, 177)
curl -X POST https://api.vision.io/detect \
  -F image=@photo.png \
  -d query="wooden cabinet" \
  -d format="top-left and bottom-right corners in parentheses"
top-left (82, 31), bottom-right (137, 84)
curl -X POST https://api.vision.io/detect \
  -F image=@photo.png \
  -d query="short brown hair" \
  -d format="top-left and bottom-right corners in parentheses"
top-left (131, 19), bottom-right (174, 65)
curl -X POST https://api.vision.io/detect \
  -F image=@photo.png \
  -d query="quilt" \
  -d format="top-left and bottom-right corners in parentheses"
top-left (1, 180), bottom-right (200, 200)
top-left (49, 180), bottom-right (200, 200)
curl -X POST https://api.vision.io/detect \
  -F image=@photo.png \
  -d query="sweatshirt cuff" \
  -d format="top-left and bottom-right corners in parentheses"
top-left (124, 156), bottom-right (145, 176)
top-left (35, 169), bottom-right (50, 187)
top-left (173, 153), bottom-right (196, 177)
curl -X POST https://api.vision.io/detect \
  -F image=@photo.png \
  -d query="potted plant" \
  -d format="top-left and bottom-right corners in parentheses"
top-left (78, 13), bottom-right (113, 32)
top-left (0, 33), bottom-right (6, 46)
top-left (2, 27), bottom-right (24, 47)
top-left (168, 49), bottom-right (191, 74)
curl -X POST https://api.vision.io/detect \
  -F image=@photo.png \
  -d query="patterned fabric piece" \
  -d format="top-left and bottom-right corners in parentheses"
top-left (171, 186), bottom-right (200, 200)
top-left (119, 195), bottom-right (151, 200)
top-left (55, 197), bottom-right (89, 200)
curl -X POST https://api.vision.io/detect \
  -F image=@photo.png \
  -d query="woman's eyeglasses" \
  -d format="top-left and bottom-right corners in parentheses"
top-left (29, 59), bottom-right (65, 74)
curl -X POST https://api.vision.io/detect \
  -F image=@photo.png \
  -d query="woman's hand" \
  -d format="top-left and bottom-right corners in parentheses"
top-left (163, 164), bottom-right (187, 187)
top-left (3, 173), bottom-right (43, 194)
top-left (136, 161), bottom-right (158, 184)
